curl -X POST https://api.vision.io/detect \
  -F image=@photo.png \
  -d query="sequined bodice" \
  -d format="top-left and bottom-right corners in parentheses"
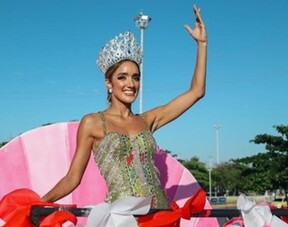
top-left (93, 113), bottom-right (169, 209)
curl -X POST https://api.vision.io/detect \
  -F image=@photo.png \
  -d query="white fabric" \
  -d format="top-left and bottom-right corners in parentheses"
top-left (86, 196), bottom-right (151, 227)
top-left (237, 194), bottom-right (288, 227)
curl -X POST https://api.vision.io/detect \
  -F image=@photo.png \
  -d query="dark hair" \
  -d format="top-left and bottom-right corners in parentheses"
top-left (105, 60), bottom-right (140, 103)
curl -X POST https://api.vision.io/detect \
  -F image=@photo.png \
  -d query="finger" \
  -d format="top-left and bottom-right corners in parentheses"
top-left (195, 10), bottom-right (205, 25)
top-left (193, 4), bottom-right (198, 13)
top-left (193, 4), bottom-right (201, 17)
top-left (184, 24), bottom-right (194, 35)
top-left (197, 16), bottom-right (204, 26)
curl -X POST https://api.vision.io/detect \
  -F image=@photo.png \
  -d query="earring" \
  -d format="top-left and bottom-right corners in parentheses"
top-left (108, 88), bottom-right (113, 94)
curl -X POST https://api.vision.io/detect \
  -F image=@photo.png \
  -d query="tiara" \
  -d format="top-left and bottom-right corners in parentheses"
top-left (97, 31), bottom-right (142, 74)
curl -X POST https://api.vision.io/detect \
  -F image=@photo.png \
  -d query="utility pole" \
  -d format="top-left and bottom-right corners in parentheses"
top-left (208, 157), bottom-right (213, 198)
top-left (134, 12), bottom-right (151, 113)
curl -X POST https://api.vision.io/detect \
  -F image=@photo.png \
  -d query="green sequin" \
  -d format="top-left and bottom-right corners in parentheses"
top-left (93, 130), bottom-right (169, 209)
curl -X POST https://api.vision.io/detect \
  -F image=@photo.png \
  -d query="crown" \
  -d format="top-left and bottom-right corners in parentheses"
top-left (97, 31), bottom-right (142, 74)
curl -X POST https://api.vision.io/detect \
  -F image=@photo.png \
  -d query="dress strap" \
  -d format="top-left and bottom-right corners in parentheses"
top-left (139, 114), bottom-right (150, 131)
top-left (98, 112), bottom-right (107, 135)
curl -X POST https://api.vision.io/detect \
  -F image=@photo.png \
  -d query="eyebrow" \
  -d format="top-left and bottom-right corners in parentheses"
top-left (117, 72), bottom-right (128, 76)
top-left (116, 72), bottom-right (140, 77)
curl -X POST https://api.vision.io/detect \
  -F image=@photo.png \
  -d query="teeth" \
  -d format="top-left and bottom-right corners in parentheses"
top-left (124, 90), bottom-right (134, 94)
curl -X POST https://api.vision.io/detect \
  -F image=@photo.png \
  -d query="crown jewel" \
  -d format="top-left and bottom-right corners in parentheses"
top-left (97, 31), bottom-right (142, 74)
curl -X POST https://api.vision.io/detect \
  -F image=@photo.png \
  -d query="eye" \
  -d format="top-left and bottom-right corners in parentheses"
top-left (117, 75), bottom-right (126, 80)
top-left (133, 75), bottom-right (140, 81)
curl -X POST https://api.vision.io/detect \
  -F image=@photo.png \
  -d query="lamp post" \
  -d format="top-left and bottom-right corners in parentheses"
top-left (213, 124), bottom-right (221, 165)
top-left (134, 12), bottom-right (151, 113)
top-left (208, 168), bottom-right (212, 198)
top-left (208, 157), bottom-right (213, 199)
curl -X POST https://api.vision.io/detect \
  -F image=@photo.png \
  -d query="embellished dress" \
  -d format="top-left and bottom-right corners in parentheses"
top-left (93, 112), bottom-right (169, 209)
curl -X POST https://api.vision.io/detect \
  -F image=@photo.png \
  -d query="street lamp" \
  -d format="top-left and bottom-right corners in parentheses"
top-left (134, 12), bottom-right (151, 113)
top-left (208, 168), bottom-right (212, 198)
top-left (213, 124), bottom-right (221, 165)
top-left (208, 157), bottom-right (213, 199)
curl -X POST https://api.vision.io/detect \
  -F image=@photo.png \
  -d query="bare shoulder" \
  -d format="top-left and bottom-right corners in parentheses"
top-left (141, 106), bottom-right (164, 132)
top-left (81, 112), bottom-right (99, 124)
top-left (78, 112), bottom-right (103, 139)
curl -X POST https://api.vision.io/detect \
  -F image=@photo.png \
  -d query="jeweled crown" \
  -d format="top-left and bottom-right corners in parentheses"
top-left (97, 31), bottom-right (142, 74)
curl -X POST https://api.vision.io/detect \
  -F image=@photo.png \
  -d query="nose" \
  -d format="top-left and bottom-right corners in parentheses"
top-left (126, 77), bottom-right (135, 88)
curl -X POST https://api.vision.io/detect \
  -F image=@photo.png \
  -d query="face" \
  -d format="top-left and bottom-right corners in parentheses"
top-left (106, 61), bottom-right (140, 104)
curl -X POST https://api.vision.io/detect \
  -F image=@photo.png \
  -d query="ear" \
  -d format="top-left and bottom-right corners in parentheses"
top-left (105, 78), bottom-right (112, 90)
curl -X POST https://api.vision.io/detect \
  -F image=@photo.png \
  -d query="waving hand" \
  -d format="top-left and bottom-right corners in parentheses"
top-left (184, 5), bottom-right (207, 44)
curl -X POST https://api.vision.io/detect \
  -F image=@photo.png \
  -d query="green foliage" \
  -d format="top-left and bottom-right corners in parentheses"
top-left (163, 149), bottom-right (184, 163)
top-left (251, 125), bottom-right (288, 153)
top-left (180, 125), bottom-right (288, 196)
top-left (0, 141), bottom-right (8, 148)
top-left (41, 123), bottom-right (54, 126)
top-left (182, 156), bottom-right (209, 190)
top-left (213, 162), bottom-right (246, 195)
top-left (234, 125), bottom-right (288, 193)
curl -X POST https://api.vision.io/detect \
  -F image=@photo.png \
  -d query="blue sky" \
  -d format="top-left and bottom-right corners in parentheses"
top-left (1, 0), bottom-right (287, 165)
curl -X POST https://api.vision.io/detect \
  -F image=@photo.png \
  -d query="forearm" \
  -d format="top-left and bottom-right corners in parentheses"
top-left (190, 41), bottom-right (207, 98)
top-left (41, 175), bottom-right (79, 202)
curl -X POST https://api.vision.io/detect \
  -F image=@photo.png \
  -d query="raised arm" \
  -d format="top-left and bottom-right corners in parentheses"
top-left (41, 115), bottom-right (96, 202)
top-left (145, 5), bottom-right (208, 132)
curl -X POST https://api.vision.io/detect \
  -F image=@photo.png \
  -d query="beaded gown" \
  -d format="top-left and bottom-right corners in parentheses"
top-left (93, 112), bottom-right (169, 209)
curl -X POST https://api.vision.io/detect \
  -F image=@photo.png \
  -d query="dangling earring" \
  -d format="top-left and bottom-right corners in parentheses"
top-left (108, 88), bottom-right (113, 94)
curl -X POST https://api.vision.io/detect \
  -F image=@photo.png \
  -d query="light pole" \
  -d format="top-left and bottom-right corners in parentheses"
top-left (134, 12), bottom-right (151, 113)
top-left (208, 168), bottom-right (212, 198)
top-left (208, 157), bottom-right (213, 199)
top-left (213, 124), bottom-right (221, 165)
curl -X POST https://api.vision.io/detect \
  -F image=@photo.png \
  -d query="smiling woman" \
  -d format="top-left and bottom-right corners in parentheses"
top-left (105, 60), bottom-right (141, 104)
top-left (39, 4), bottom-right (209, 226)
top-left (0, 122), bottom-right (218, 226)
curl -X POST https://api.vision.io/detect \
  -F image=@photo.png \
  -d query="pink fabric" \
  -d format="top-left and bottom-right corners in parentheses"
top-left (66, 122), bottom-right (107, 207)
top-left (22, 123), bottom-right (71, 202)
top-left (155, 148), bottom-right (218, 226)
top-left (223, 217), bottom-right (244, 227)
top-left (0, 137), bottom-right (31, 195)
top-left (0, 122), bottom-right (218, 226)
top-left (154, 149), bottom-right (184, 202)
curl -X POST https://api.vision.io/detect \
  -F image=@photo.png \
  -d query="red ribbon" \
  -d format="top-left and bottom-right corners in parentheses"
top-left (40, 210), bottom-right (77, 227)
top-left (0, 188), bottom-right (77, 227)
top-left (138, 188), bottom-right (208, 227)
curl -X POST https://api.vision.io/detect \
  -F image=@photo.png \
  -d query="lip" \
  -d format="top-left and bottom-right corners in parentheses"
top-left (123, 90), bottom-right (136, 95)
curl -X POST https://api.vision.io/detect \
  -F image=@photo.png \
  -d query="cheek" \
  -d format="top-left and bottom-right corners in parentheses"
top-left (112, 80), bottom-right (123, 88)
top-left (135, 81), bottom-right (141, 88)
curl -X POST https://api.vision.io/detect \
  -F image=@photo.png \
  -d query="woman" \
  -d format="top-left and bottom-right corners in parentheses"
top-left (42, 4), bottom-right (207, 210)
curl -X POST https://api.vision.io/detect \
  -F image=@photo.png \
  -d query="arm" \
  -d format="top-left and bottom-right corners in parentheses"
top-left (145, 5), bottom-right (208, 132)
top-left (41, 115), bottom-right (96, 202)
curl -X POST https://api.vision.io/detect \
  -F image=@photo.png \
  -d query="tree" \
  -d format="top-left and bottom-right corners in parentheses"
top-left (251, 125), bottom-right (288, 194)
top-left (234, 125), bottom-right (288, 195)
top-left (213, 162), bottom-right (246, 196)
top-left (233, 153), bottom-right (274, 194)
top-left (182, 156), bottom-right (209, 190)
top-left (162, 150), bottom-right (210, 191)
top-left (163, 149), bottom-right (184, 163)
top-left (0, 141), bottom-right (8, 148)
